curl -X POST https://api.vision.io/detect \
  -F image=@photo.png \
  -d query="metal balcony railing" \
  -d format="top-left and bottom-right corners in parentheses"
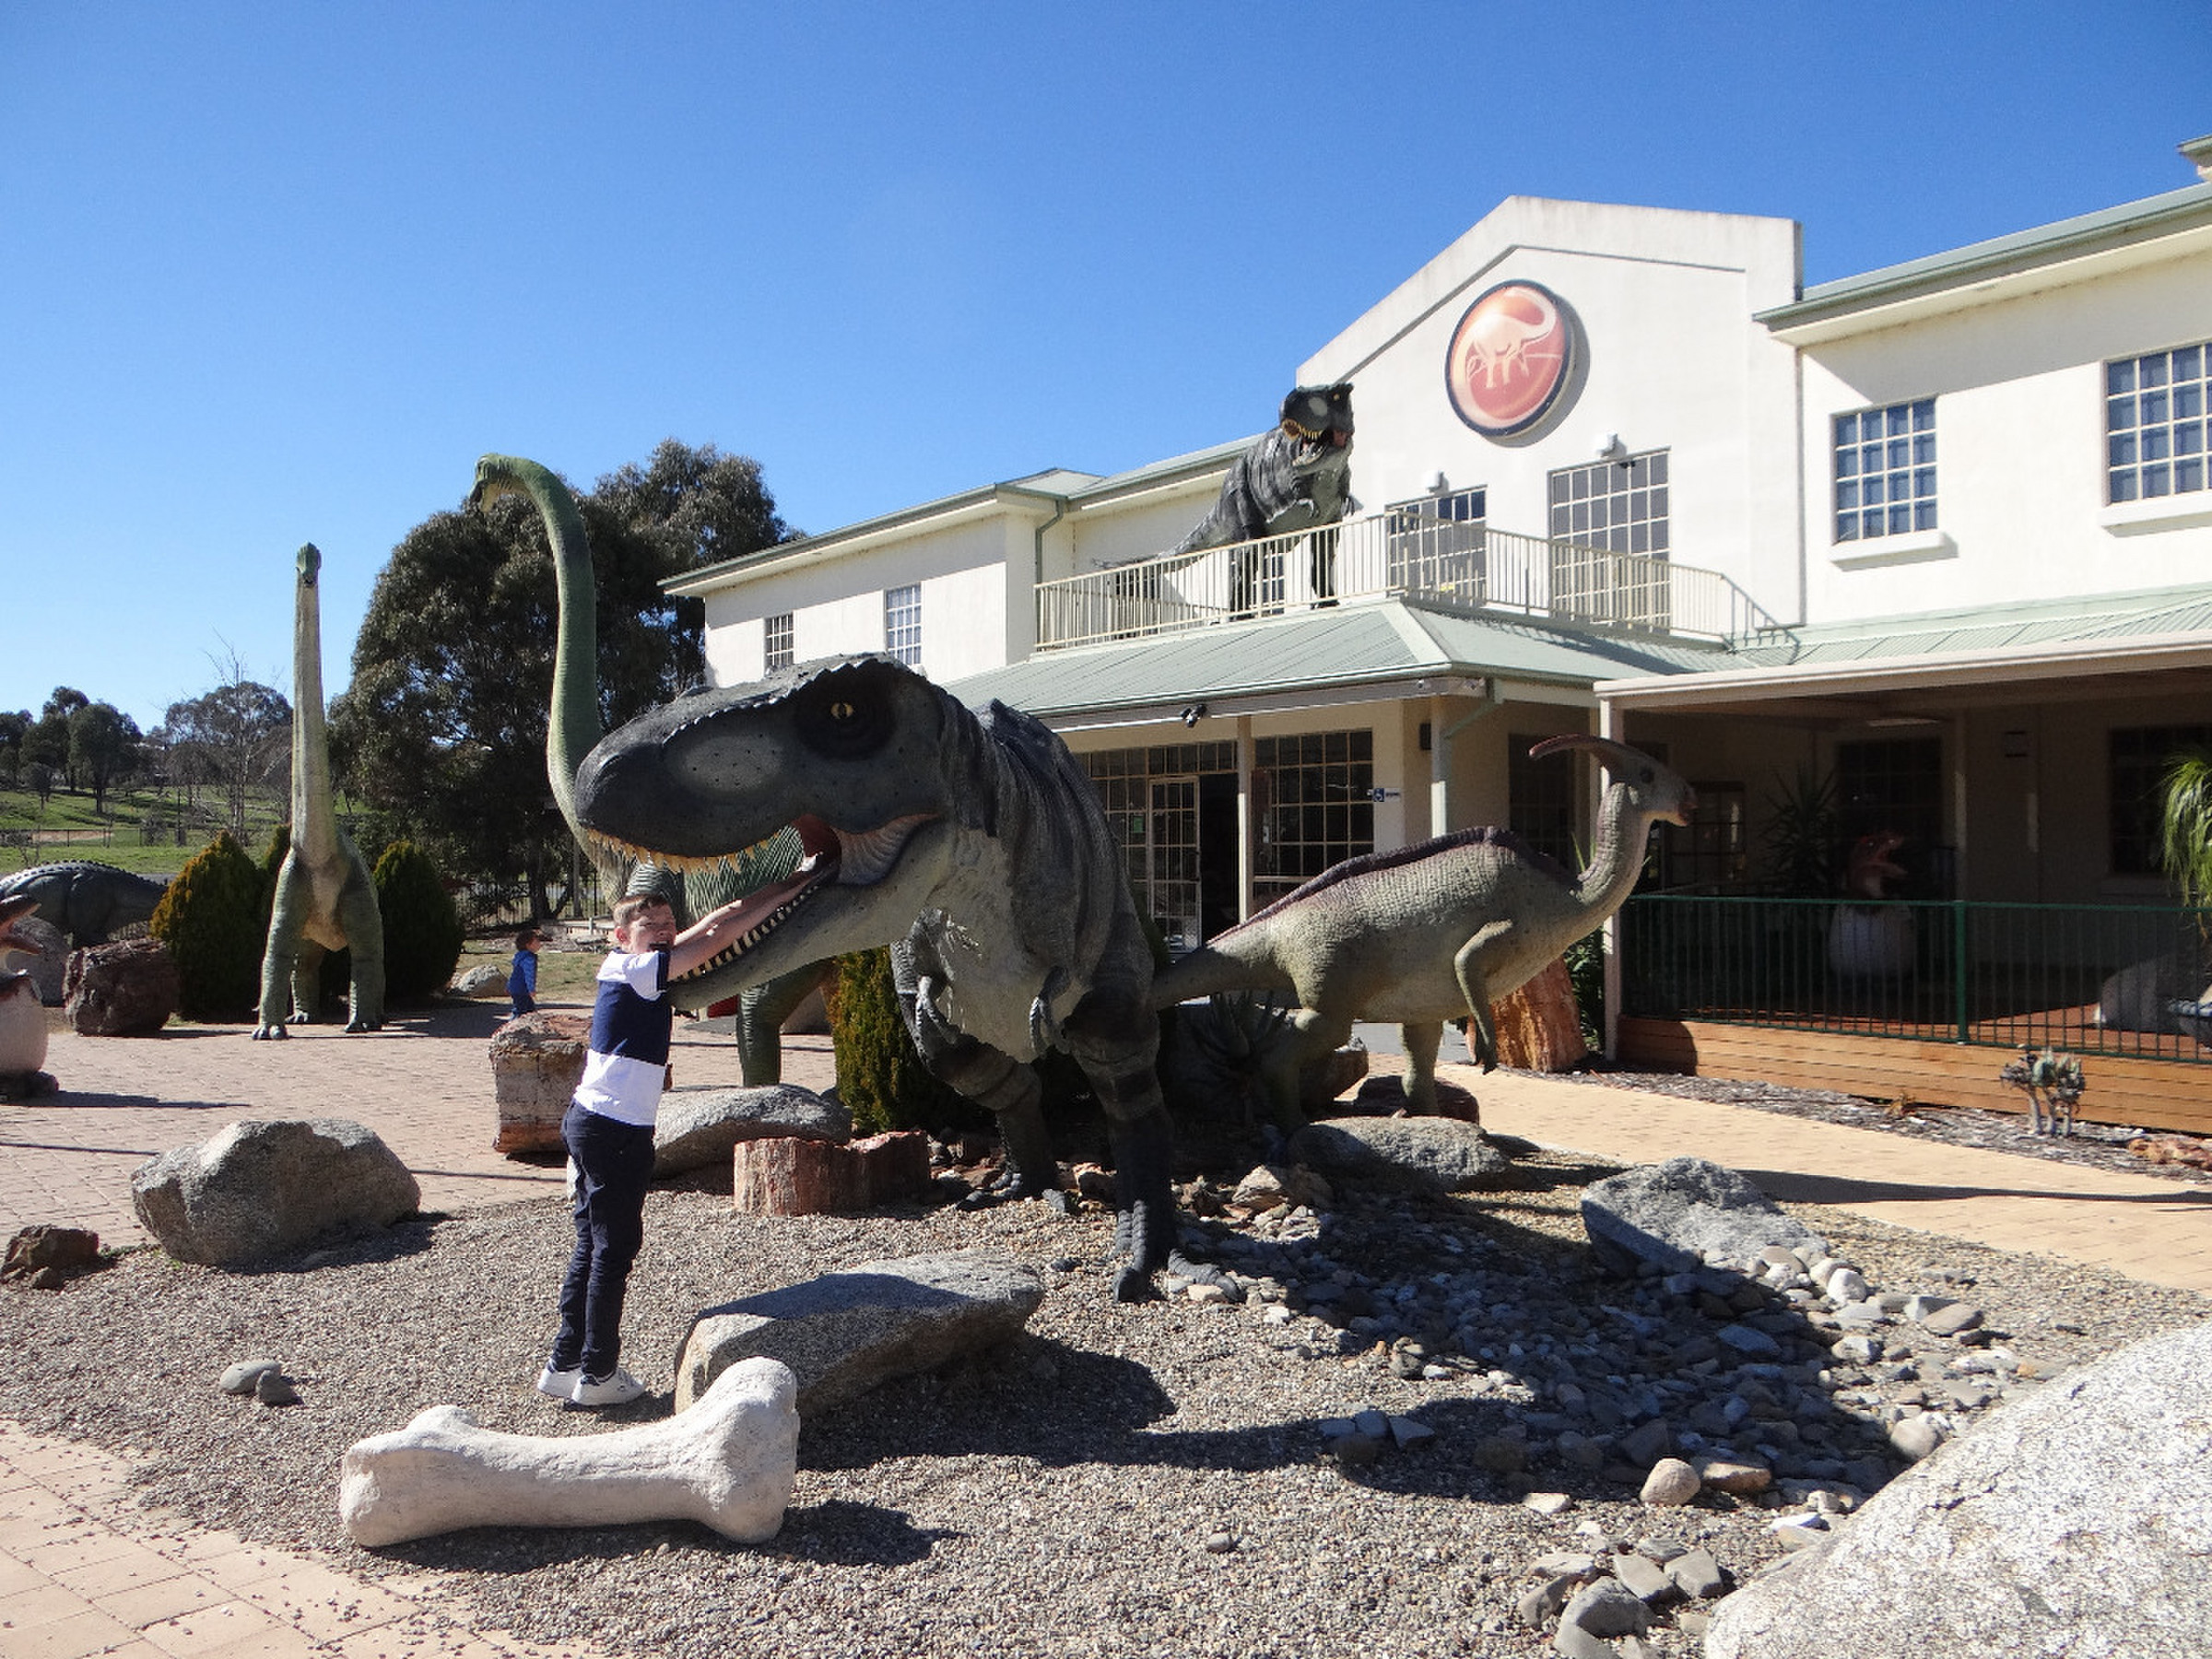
top-left (1619, 893), bottom-right (2212, 1063)
top-left (1035, 512), bottom-right (1784, 650)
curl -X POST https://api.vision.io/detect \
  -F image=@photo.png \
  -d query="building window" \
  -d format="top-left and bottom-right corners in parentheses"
top-left (2108, 343), bottom-right (2208, 503)
top-left (1509, 734), bottom-right (1579, 868)
top-left (763, 612), bottom-right (794, 671)
top-left (884, 584), bottom-right (921, 665)
top-left (1548, 451), bottom-right (1668, 556)
top-left (1083, 743), bottom-right (1240, 945)
top-left (1833, 399), bottom-right (1936, 541)
top-left (2110, 724), bottom-right (2212, 876)
top-left (1835, 736), bottom-right (1945, 894)
top-left (1385, 487), bottom-right (1486, 597)
top-left (1252, 730), bottom-right (1373, 906)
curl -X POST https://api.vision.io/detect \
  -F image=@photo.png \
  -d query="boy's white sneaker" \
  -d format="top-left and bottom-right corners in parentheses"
top-left (535, 1364), bottom-right (582, 1401)
top-left (571, 1367), bottom-right (647, 1406)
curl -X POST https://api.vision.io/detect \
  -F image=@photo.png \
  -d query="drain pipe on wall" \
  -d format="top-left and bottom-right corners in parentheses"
top-left (1031, 494), bottom-right (1070, 635)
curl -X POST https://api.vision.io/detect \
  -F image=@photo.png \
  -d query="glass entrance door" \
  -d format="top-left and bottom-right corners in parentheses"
top-left (1147, 777), bottom-right (1201, 954)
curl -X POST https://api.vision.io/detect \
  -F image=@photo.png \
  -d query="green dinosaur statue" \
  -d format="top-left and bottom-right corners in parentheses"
top-left (464, 455), bottom-right (816, 1079)
top-left (1151, 735), bottom-right (1695, 1123)
top-left (253, 544), bottom-right (385, 1038)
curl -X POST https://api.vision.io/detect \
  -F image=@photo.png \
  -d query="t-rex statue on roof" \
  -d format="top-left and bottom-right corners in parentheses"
top-left (570, 653), bottom-right (1210, 1301)
top-left (465, 455), bottom-right (814, 1079)
top-left (253, 544), bottom-right (385, 1038)
top-left (1151, 735), bottom-right (1696, 1122)
top-left (0, 863), bottom-right (167, 949)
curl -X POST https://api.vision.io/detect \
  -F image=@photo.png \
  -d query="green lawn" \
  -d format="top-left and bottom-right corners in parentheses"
top-left (0, 782), bottom-right (288, 878)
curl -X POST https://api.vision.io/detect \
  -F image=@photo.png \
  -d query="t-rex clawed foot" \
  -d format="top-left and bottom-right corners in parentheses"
top-left (250, 1023), bottom-right (288, 1041)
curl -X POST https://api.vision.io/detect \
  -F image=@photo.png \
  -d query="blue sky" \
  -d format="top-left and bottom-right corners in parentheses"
top-left (4, 3), bottom-right (2207, 731)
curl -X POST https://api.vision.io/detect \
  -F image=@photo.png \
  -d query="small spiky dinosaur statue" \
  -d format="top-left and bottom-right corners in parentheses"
top-left (464, 455), bottom-right (814, 1079)
top-left (253, 544), bottom-right (384, 1038)
top-left (1151, 735), bottom-right (1695, 1121)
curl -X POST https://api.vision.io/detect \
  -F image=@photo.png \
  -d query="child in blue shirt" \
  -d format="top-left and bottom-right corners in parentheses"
top-left (536, 889), bottom-right (756, 1407)
top-left (506, 928), bottom-right (542, 1018)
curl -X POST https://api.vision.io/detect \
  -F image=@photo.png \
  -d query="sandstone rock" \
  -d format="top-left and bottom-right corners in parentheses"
top-left (1692, 1453), bottom-right (1772, 1496)
top-left (64, 937), bottom-right (178, 1035)
top-left (672, 1251), bottom-right (1045, 1415)
top-left (1488, 958), bottom-right (1587, 1072)
top-left (10, 914), bottom-right (67, 1005)
top-left (1288, 1116), bottom-right (1513, 1194)
top-left (2, 1225), bottom-right (99, 1281)
top-left (1580, 1157), bottom-right (1826, 1278)
top-left (340, 1357), bottom-right (798, 1547)
top-left (730, 1131), bottom-right (930, 1216)
top-left (1640, 1457), bottom-right (1700, 1506)
top-left (1226, 1163), bottom-right (1333, 1216)
top-left (1704, 1320), bottom-right (2212, 1659)
top-left (131, 1118), bottom-right (421, 1267)
top-left (653, 1084), bottom-right (848, 1177)
top-left (488, 1013), bottom-right (591, 1155)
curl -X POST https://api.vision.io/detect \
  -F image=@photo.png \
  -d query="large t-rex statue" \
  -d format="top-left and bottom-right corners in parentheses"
top-left (253, 544), bottom-right (384, 1038)
top-left (1151, 735), bottom-right (1695, 1121)
top-left (1171, 382), bottom-right (1355, 609)
top-left (569, 653), bottom-right (1209, 1301)
top-left (465, 455), bottom-right (813, 1080)
top-left (0, 863), bottom-right (167, 948)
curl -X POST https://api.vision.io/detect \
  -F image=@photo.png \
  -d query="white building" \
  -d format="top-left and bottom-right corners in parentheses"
top-left (673, 135), bottom-right (2212, 1127)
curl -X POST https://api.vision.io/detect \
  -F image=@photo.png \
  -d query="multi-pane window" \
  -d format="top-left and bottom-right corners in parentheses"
top-left (2110, 724), bottom-right (2212, 877)
top-left (1252, 730), bottom-right (1374, 906)
top-left (1509, 734), bottom-right (1579, 867)
top-left (1835, 737), bottom-right (1943, 895)
top-left (884, 584), bottom-right (921, 665)
top-left (763, 612), bottom-right (794, 672)
top-left (1548, 451), bottom-right (1669, 556)
top-left (1833, 400), bottom-right (1936, 541)
top-left (2107, 343), bottom-right (2208, 502)
top-left (1385, 487), bottom-right (1487, 597)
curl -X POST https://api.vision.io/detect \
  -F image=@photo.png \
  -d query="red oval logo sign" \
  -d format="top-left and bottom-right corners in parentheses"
top-left (1444, 281), bottom-right (1576, 437)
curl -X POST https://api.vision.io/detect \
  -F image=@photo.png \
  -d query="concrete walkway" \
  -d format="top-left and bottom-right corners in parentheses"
top-left (1, 1006), bottom-right (2206, 1658)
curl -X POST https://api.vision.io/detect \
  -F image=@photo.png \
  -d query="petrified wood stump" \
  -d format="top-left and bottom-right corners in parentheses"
top-left (1488, 958), bottom-right (1587, 1073)
top-left (732, 1131), bottom-right (929, 1216)
top-left (488, 1014), bottom-right (591, 1154)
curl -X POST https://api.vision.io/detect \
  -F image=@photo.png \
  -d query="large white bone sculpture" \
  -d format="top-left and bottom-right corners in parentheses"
top-left (338, 1357), bottom-right (798, 1547)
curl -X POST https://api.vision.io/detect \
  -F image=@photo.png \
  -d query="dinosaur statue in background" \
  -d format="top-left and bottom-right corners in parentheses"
top-left (0, 863), bottom-right (167, 949)
top-left (569, 653), bottom-right (1214, 1302)
top-left (1151, 735), bottom-right (1696, 1122)
top-left (253, 544), bottom-right (384, 1038)
top-left (1171, 382), bottom-right (1356, 609)
top-left (465, 455), bottom-right (816, 1080)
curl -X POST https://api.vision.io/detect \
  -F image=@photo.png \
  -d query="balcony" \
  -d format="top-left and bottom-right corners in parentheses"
top-left (1035, 511), bottom-right (1784, 652)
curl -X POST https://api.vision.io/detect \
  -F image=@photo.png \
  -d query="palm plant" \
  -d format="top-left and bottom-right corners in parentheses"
top-left (2157, 745), bottom-right (2212, 915)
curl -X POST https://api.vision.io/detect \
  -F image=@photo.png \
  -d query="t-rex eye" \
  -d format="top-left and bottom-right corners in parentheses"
top-left (831, 701), bottom-right (855, 720)
top-left (794, 665), bottom-right (894, 759)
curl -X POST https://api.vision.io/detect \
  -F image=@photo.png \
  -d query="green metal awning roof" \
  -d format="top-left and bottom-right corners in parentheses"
top-left (943, 599), bottom-right (1724, 728)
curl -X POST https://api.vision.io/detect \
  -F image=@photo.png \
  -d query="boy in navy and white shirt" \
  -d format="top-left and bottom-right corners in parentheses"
top-left (537, 889), bottom-right (756, 1407)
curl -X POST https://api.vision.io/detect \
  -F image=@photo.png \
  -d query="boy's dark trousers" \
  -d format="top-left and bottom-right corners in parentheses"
top-left (552, 1100), bottom-right (655, 1380)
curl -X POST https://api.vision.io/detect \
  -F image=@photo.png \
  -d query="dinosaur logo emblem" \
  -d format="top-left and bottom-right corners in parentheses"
top-left (1444, 280), bottom-right (1578, 438)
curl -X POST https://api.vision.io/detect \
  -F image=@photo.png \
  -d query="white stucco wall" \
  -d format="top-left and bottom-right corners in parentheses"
top-left (1797, 246), bottom-right (2212, 623)
top-left (1300, 197), bottom-right (1806, 627)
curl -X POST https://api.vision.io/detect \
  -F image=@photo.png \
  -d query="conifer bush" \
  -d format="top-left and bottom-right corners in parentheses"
top-left (149, 830), bottom-right (269, 1020)
top-left (830, 947), bottom-right (988, 1137)
top-left (373, 839), bottom-right (464, 1003)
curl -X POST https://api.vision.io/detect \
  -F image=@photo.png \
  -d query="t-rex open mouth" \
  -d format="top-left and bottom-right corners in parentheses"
top-left (585, 812), bottom-right (938, 985)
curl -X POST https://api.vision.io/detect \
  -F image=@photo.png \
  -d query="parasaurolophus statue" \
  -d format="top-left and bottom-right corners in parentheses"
top-left (253, 544), bottom-right (384, 1038)
top-left (1151, 735), bottom-right (1695, 1122)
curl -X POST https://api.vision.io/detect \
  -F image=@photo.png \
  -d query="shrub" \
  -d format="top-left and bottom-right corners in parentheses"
top-left (149, 830), bottom-right (268, 1020)
top-left (830, 947), bottom-right (988, 1137)
top-left (373, 839), bottom-right (465, 1004)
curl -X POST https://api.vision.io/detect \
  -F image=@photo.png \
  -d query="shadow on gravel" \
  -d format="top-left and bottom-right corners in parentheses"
top-left (371, 1498), bottom-right (954, 1570)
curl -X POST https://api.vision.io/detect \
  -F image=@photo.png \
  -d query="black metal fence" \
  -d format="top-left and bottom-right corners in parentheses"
top-left (1619, 894), bottom-right (2212, 1062)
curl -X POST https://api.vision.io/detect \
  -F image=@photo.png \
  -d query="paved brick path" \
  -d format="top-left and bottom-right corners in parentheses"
top-left (2, 1006), bottom-right (2206, 1657)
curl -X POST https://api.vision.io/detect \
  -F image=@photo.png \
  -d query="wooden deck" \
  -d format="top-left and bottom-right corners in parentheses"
top-left (1618, 1017), bottom-right (2212, 1138)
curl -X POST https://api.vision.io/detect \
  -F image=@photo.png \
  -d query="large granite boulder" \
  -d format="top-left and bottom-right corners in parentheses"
top-left (1579, 1156), bottom-right (1825, 1278)
top-left (1705, 1319), bottom-right (2212, 1658)
top-left (132, 1118), bottom-right (421, 1266)
top-left (451, 963), bottom-right (506, 996)
top-left (673, 1251), bottom-right (1044, 1415)
top-left (488, 1013), bottom-right (590, 1154)
top-left (64, 937), bottom-right (179, 1035)
top-left (1287, 1115), bottom-right (1514, 1194)
top-left (10, 914), bottom-right (67, 1006)
top-left (654, 1084), bottom-right (850, 1177)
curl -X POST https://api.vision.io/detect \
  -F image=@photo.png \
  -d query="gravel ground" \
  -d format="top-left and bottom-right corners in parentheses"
top-left (2, 1135), bottom-right (2206, 1659)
